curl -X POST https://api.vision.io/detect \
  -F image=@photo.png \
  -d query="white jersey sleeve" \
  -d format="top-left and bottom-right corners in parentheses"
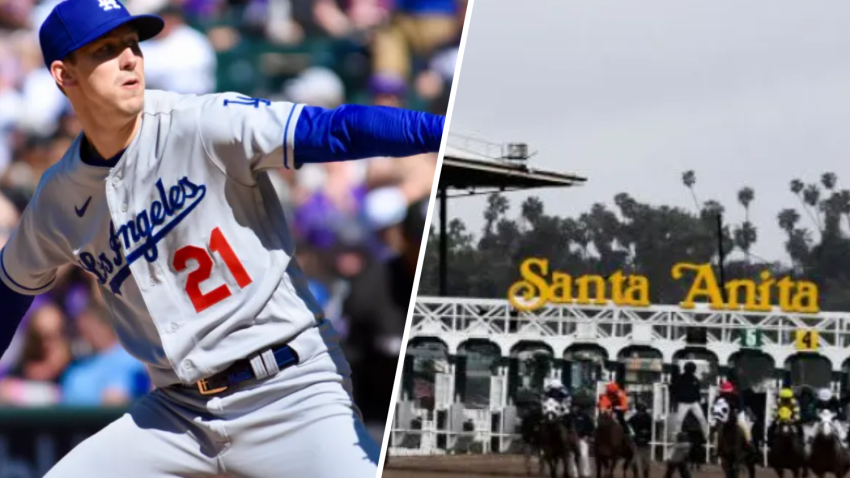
top-left (197, 92), bottom-right (304, 180)
top-left (0, 184), bottom-right (70, 295)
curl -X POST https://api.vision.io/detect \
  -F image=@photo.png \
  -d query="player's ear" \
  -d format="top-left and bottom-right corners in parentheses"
top-left (50, 59), bottom-right (77, 89)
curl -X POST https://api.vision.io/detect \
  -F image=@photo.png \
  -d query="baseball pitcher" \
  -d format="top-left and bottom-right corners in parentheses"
top-left (0, 1), bottom-right (444, 476)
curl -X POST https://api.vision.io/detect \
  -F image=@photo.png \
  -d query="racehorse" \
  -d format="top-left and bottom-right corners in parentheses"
top-left (713, 400), bottom-right (756, 478)
top-left (594, 408), bottom-right (634, 478)
top-left (520, 402), bottom-right (545, 476)
top-left (561, 411), bottom-right (588, 478)
top-left (538, 398), bottom-right (571, 478)
top-left (768, 419), bottom-right (807, 478)
top-left (807, 409), bottom-right (850, 478)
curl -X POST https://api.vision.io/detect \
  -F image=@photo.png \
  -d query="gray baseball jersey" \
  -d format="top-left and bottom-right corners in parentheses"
top-left (0, 90), bottom-right (325, 388)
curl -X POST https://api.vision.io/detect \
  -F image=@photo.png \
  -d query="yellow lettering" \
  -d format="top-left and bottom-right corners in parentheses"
top-left (575, 275), bottom-right (607, 305)
top-left (624, 276), bottom-right (650, 306)
top-left (550, 272), bottom-right (573, 303)
top-left (673, 263), bottom-right (725, 309)
top-left (792, 281), bottom-right (819, 314)
top-left (609, 272), bottom-right (625, 304)
top-left (506, 257), bottom-right (820, 314)
top-left (776, 277), bottom-right (795, 312)
top-left (507, 258), bottom-right (551, 312)
top-left (751, 271), bottom-right (774, 312)
top-left (725, 279), bottom-right (755, 310)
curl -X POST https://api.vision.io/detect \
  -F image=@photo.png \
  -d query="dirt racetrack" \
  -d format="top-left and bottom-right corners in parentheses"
top-left (382, 454), bottom-right (733, 478)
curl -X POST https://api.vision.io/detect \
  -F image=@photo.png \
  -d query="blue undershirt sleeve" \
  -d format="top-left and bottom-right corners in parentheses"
top-left (291, 105), bottom-right (445, 168)
top-left (0, 277), bottom-right (35, 355)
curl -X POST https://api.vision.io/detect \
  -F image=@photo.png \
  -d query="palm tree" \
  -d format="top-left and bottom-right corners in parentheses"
top-left (738, 187), bottom-right (755, 223)
top-left (790, 179), bottom-right (820, 234)
top-left (777, 208), bottom-right (800, 235)
top-left (733, 221), bottom-right (757, 265)
top-left (803, 183), bottom-right (823, 232)
top-left (520, 197), bottom-right (544, 232)
top-left (682, 170), bottom-right (700, 213)
top-left (821, 172), bottom-right (837, 191)
top-left (790, 179), bottom-right (804, 195)
top-left (701, 200), bottom-right (725, 219)
top-left (838, 189), bottom-right (850, 234)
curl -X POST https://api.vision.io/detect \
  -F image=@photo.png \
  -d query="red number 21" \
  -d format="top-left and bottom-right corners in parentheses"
top-left (173, 227), bottom-right (252, 313)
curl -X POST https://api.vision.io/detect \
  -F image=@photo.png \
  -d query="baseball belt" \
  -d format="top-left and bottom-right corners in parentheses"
top-left (195, 343), bottom-right (300, 395)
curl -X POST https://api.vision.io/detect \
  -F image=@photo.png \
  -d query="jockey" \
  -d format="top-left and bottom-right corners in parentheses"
top-left (769, 387), bottom-right (803, 440)
top-left (598, 381), bottom-right (630, 434)
top-left (814, 388), bottom-right (843, 418)
top-left (712, 380), bottom-right (754, 449)
top-left (628, 402), bottom-right (653, 449)
top-left (542, 379), bottom-right (571, 413)
top-left (813, 388), bottom-right (847, 444)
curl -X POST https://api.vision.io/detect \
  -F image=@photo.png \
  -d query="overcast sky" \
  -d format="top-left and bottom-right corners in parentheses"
top-left (444, 0), bottom-right (850, 264)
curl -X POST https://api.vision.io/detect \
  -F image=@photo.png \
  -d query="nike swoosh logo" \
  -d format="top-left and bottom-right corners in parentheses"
top-left (75, 197), bottom-right (92, 218)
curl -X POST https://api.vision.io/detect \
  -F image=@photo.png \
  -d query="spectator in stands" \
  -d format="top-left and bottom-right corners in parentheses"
top-left (312, 0), bottom-right (390, 39)
top-left (0, 302), bottom-right (70, 406)
top-left (140, 5), bottom-right (217, 94)
top-left (671, 362), bottom-right (709, 441)
top-left (60, 304), bottom-right (149, 406)
top-left (371, 0), bottom-right (461, 85)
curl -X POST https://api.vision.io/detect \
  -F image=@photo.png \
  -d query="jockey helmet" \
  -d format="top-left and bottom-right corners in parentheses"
top-left (818, 388), bottom-right (833, 402)
top-left (778, 407), bottom-right (793, 422)
top-left (779, 388), bottom-right (794, 399)
top-left (606, 382), bottom-right (620, 393)
top-left (719, 381), bottom-right (735, 393)
top-left (684, 361), bottom-right (697, 373)
top-left (636, 402), bottom-right (648, 412)
top-left (547, 379), bottom-right (564, 390)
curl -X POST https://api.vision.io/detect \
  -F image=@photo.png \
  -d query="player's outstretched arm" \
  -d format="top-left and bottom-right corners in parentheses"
top-left (0, 275), bottom-right (35, 354)
top-left (291, 105), bottom-right (444, 168)
top-left (197, 94), bottom-right (445, 178)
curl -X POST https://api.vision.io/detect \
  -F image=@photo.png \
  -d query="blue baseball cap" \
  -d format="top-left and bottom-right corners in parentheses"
top-left (39, 0), bottom-right (164, 68)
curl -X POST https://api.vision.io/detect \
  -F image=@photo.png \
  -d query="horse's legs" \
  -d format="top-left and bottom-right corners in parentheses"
top-left (540, 449), bottom-right (546, 477)
top-left (524, 444), bottom-right (533, 476)
top-left (722, 459), bottom-right (737, 478)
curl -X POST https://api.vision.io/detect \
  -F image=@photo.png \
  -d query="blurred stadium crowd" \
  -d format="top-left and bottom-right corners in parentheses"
top-left (0, 0), bottom-right (463, 432)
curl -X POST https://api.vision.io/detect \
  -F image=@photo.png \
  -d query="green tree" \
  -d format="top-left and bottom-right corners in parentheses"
top-left (683, 170), bottom-right (700, 213)
top-left (418, 172), bottom-right (850, 310)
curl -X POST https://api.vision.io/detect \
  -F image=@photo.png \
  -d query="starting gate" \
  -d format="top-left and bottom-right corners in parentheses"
top-left (595, 382), bottom-right (607, 419)
top-left (651, 382), bottom-right (671, 461)
top-left (652, 383), bottom-right (716, 463)
top-left (760, 384), bottom-right (777, 466)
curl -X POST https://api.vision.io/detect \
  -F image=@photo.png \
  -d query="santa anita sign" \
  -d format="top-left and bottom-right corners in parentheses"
top-left (507, 258), bottom-right (819, 314)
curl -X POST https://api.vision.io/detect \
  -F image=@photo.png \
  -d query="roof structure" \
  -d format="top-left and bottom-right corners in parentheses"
top-left (433, 135), bottom-right (588, 295)
top-left (439, 136), bottom-right (586, 193)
